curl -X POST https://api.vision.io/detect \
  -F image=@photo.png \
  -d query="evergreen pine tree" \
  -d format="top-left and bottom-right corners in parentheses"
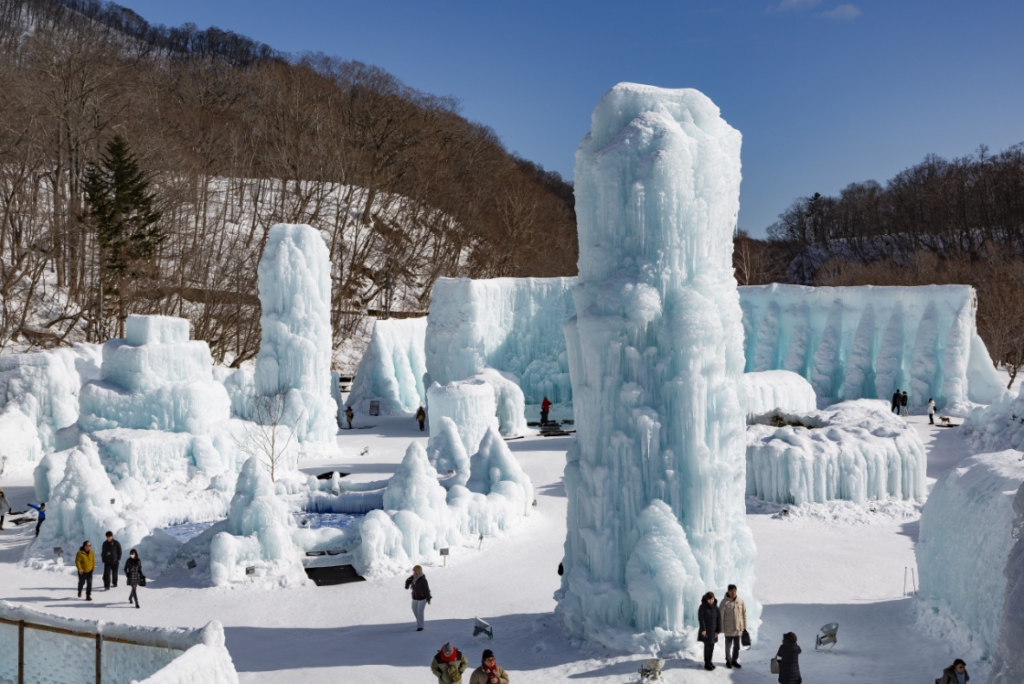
top-left (82, 135), bottom-right (163, 339)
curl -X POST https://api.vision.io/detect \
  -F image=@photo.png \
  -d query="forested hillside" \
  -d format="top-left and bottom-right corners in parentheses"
top-left (0, 0), bottom-right (577, 364)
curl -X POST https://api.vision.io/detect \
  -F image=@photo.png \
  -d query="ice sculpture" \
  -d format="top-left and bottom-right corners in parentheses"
top-left (746, 400), bottom-right (927, 504)
top-left (989, 480), bottom-right (1024, 684)
top-left (742, 370), bottom-right (817, 421)
top-left (917, 451), bottom-right (1024, 661)
top-left (425, 276), bottom-right (576, 404)
top-left (963, 389), bottom-right (1024, 453)
top-left (556, 84), bottom-right (757, 651)
top-left (426, 379), bottom-right (498, 456)
top-left (209, 456), bottom-right (307, 586)
top-left (254, 224), bottom-right (338, 444)
top-left (741, 283), bottom-right (1005, 410)
top-left (346, 317), bottom-right (428, 416)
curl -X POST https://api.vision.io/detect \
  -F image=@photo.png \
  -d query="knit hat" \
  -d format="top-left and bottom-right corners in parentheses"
top-left (482, 649), bottom-right (494, 661)
top-left (442, 643), bottom-right (454, 657)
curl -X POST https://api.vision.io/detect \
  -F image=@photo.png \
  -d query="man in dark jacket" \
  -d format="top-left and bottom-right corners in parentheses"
top-left (101, 531), bottom-right (122, 590)
top-left (891, 389), bottom-right (901, 414)
top-left (698, 591), bottom-right (721, 671)
top-left (405, 565), bottom-right (432, 630)
top-left (416, 406), bottom-right (427, 432)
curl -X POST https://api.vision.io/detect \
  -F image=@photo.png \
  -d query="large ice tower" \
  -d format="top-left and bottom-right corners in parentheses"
top-left (254, 224), bottom-right (338, 444)
top-left (556, 84), bottom-right (757, 651)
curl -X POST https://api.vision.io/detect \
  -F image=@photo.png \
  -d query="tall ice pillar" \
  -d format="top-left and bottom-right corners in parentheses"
top-left (556, 84), bottom-right (757, 651)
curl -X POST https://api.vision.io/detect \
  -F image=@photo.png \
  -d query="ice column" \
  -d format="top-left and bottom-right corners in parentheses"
top-left (556, 84), bottom-right (757, 651)
top-left (254, 224), bottom-right (338, 444)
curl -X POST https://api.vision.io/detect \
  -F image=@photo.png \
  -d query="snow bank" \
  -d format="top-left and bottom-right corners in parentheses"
top-left (556, 84), bottom-right (757, 652)
top-left (989, 479), bottom-right (1024, 684)
top-left (746, 400), bottom-right (927, 504)
top-left (0, 602), bottom-right (237, 684)
top-left (425, 276), bottom-right (575, 405)
top-left (0, 344), bottom-right (101, 471)
top-left (254, 223), bottom-right (338, 445)
top-left (742, 370), bottom-right (817, 421)
top-left (963, 389), bottom-right (1024, 453)
top-left (740, 283), bottom-right (1005, 411)
top-left (209, 456), bottom-right (308, 587)
top-left (346, 317), bottom-right (427, 416)
top-left (916, 450), bottom-right (1024, 661)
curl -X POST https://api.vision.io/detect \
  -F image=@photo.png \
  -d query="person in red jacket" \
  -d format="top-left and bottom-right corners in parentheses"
top-left (540, 397), bottom-right (552, 425)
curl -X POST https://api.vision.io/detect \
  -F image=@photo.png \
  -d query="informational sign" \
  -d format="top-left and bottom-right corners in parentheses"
top-left (439, 548), bottom-right (450, 556)
top-left (369, 400), bottom-right (380, 416)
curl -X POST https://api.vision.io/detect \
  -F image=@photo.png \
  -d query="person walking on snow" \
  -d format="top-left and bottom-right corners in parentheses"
top-left (124, 549), bottom-right (144, 608)
top-left (698, 591), bottom-right (721, 670)
top-left (891, 389), bottom-right (901, 414)
top-left (416, 406), bottom-right (427, 432)
top-left (721, 584), bottom-right (747, 669)
top-left (27, 502), bottom-right (45, 536)
top-left (344, 405), bottom-right (354, 429)
top-left (470, 649), bottom-right (509, 684)
top-left (101, 530), bottom-right (122, 590)
top-left (901, 390), bottom-right (910, 416)
top-left (431, 642), bottom-right (469, 684)
top-left (775, 632), bottom-right (802, 684)
top-left (540, 397), bottom-right (552, 425)
top-left (928, 397), bottom-right (937, 425)
top-left (938, 659), bottom-right (969, 684)
top-left (75, 541), bottom-right (95, 601)
top-left (405, 565), bottom-right (432, 631)
top-left (0, 488), bottom-right (11, 530)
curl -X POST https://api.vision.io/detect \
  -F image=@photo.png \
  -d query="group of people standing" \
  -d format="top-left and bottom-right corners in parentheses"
top-left (72, 531), bottom-right (144, 607)
top-left (890, 390), bottom-right (939, 424)
top-left (430, 643), bottom-right (508, 684)
top-left (698, 586), bottom-right (750, 671)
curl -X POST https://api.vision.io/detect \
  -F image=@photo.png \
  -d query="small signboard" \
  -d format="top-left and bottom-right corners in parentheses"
top-left (439, 548), bottom-right (450, 556)
top-left (369, 400), bottom-right (380, 416)
top-left (245, 566), bottom-right (256, 576)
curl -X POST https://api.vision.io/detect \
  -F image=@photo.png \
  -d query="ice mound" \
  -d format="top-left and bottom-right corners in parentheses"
top-left (426, 276), bottom-right (576, 405)
top-left (746, 400), bottom-right (927, 504)
top-left (426, 379), bottom-right (498, 455)
top-left (556, 83), bottom-right (758, 652)
top-left (917, 451), bottom-right (1024, 661)
top-left (426, 416), bottom-right (471, 487)
top-left (254, 223), bottom-right (338, 445)
top-left (346, 317), bottom-right (427, 416)
top-left (209, 456), bottom-right (308, 587)
top-left (963, 389), bottom-right (1024, 453)
top-left (989, 479), bottom-right (1024, 683)
top-left (79, 380), bottom-right (231, 434)
top-left (0, 344), bottom-right (101, 469)
top-left (742, 370), bottom-right (817, 421)
top-left (740, 283), bottom-right (1005, 411)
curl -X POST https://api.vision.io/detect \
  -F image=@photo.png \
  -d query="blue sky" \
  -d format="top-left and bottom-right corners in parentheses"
top-left (119, 0), bottom-right (1024, 236)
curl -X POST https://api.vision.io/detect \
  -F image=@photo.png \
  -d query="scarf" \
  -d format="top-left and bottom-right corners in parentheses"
top-left (482, 663), bottom-right (499, 678)
top-left (438, 648), bottom-right (458, 663)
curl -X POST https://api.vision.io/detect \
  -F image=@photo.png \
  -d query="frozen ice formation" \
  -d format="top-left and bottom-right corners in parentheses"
top-left (989, 479), bottom-right (1024, 684)
top-left (740, 283), bottom-right (1005, 412)
top-left (742, 370), bottom-right (817, 421)
top-left (425, 276), bottom-right (576, 405)
top-left (745, 400), bottom-right (927, 504)
top-left (916, 450), bottom-right (1024, 661)
top-left (556, 83), bottom-right (757, 652)
top-left (209, 456), bottom-right (308, 586)
top-left (0, 344), bottom-right (101, 472)
top-left (254, 223), bottom-right (338, 444)
top-left (426, 379), bottom-right (498, 456)
top-left (426, 416), bottom-right (471, 487)
top-left (346, 317), bottom-right (427, 416)
top-left (356, 434), bottom-right (533, 578)
top-left (963, 389), bottom-right (1024, 453)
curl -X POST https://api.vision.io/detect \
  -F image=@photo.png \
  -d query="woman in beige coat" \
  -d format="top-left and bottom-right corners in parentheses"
top-left (720, 584), bottom-right (747, 669)
top-left (469, 649), bottom-right (509, 684)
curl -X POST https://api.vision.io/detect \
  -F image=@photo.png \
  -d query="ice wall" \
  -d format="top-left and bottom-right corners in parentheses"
top-left (425, 277), bottom-right (575, 405)
top-left (556, 84), bottom-right (757, 652)
top-left (746, 400), bottom-right (927, 504)
top-left (254, 223), bottom-right (338, 444)
top-left (346, 317), bottom-right (427, 416)
top-left (916, 451), bottom-right (1024, 661)
top-left (742, 370), bottom-right (817, 421)
top-left (426, 379), bottom-right (498, 457)
top-left (740, 283), bottom-right (1005, 411)
top-left (989, 480), bottom-right (1024, 684)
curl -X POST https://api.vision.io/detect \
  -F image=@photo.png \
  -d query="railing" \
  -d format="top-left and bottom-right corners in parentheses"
top-left (0, 616), bottom-right (180, 684)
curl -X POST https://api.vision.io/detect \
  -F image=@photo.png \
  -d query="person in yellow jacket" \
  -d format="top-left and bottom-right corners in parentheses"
top-left (721, 584), bottom-right (748, 669)
top-left (75, 541), bottom-right (95, 601)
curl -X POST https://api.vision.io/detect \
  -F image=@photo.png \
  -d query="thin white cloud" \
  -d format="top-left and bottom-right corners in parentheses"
top-left (820, 3), bottom-right (862, 19)
top-left (773, 0), bottom-right (822, 10)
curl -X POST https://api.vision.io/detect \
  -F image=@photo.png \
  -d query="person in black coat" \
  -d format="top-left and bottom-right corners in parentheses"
top-left (891, 389), bottom-right (901, 414)
top-left (405, 565), bottom-right (432, 631)
top-left (124, 549), bottom-right (143, 608)
top-left (101, 531), bottom-right (122, 590)
top-left (776, 632), bottom-right (802, 684)
top-left (697, 591), bottom-right (722, 671)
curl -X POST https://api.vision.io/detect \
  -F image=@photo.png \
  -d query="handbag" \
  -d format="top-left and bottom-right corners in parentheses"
top-left (741, 629), bottom-right (751, 647)
top-left (139, 574), bottom-right (147, 587)
top-left (770, 657), bottom-right (779, 674)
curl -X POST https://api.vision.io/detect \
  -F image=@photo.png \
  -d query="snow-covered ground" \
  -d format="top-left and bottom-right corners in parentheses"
top-left (0, 411), bottom-right (980, 683)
